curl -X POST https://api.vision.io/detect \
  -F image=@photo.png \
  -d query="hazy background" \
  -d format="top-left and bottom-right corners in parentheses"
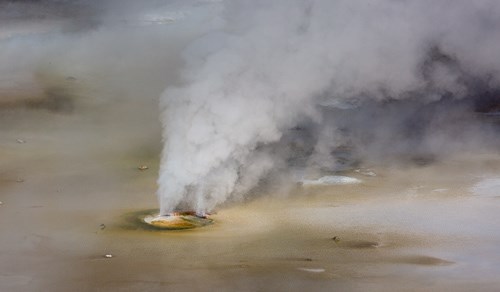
top-left (2, 0), bottom-right (500, 213)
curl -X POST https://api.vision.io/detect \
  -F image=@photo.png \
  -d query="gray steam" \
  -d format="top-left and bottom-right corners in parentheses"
top-left (2, 1), bottom-right (500, 216)
top-left (157, 0), bottom-right (500, 214)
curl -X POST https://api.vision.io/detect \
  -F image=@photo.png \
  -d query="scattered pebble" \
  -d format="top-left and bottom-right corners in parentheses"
top-left (104, 254), bottom-right (113, 258)
top-left (16, 139), bottom-right (26, 144)
top-left (0, 201), bottom-right (3, 206)
top-left (16, 178), bottom-right (24, 183)
top-left (332, 236), bottom-right (340, 243)
top-left (99, 224), bottom-right (106, 230)
top-left (138, 165), bottom-right (149, 170)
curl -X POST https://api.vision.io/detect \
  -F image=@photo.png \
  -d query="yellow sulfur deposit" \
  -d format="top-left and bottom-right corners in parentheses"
top-left (143, 212), bottom-right (213, 230)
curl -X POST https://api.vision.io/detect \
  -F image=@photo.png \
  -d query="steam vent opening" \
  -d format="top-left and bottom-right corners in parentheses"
top-left (142, 211), bottom-right (214, 230)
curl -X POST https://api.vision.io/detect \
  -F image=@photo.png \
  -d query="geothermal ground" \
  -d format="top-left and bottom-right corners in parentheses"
top-left (1, 79), bottom-right (500, 292)
top-left (2, 1), bottom-right (500, 291)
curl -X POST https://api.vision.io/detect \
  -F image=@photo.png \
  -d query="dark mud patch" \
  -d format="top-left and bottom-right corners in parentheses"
top-left (335, 240), bottom-right (381, 249)
top-left (25, 87), bottom-right (75, 113)
top-left (391, 255), bottom-right (454, 266)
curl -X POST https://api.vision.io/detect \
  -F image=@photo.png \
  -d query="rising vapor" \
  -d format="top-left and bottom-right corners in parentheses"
top-left (1, 0), bottom-right (500, 216)
top-left (157, 0), bottom-right (500, 215)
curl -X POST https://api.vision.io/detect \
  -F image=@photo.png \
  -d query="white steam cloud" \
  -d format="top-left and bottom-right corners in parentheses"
top-left (2, 1), bottom-right (500, 215)
top-left (157, 0), bottom-right (500, 214)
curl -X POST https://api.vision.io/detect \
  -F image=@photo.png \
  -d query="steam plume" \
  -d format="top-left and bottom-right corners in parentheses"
top-left (1, 0), bottom-right (500, 215)
top-left (158, 0), bottom-right (500, 214)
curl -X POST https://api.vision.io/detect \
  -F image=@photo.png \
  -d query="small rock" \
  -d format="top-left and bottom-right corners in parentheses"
top-left (332, 236), bottom-right (340, 243)
top-left (0, 201), bottom-right (3, 206)
top-left (104, 254), bottom-right (113, 258)
top-left (16, 139), bottom-right (26, 144)
top-left (99, 224), bottom-right (106, 230)
top-left (16, 178), bottom-right (24, 183)
top-left (138, 165), bottom-right (149, 170)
